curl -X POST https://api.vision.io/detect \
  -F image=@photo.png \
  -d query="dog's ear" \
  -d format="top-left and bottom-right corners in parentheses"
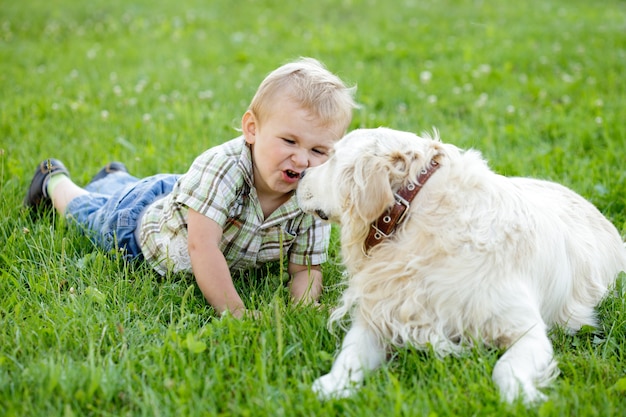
top-left (348, 150), bottom-right (397, 223)
top-left (387, 150), bottom-right (418, 187)
top-left (389, 145), bottom-right (443, 187)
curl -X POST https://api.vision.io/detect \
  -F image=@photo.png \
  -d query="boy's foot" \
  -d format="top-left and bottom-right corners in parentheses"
top-left (24, 158), bottom-right (70, 210)
top-left (87, 162), bottom-right (129, 185)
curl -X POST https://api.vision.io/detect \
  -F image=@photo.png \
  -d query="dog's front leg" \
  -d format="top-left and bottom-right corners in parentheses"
top-left (492, 322), bottom-right (558, 405)
top-left (313, 320), bottom-right (386, 399)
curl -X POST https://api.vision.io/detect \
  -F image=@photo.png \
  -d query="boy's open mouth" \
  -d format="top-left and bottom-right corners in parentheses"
top-left (285, 169), bottom-right (300, 179)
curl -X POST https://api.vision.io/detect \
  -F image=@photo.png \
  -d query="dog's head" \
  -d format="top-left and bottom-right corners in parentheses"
top-left (297, 127), bottom-right (443, 227)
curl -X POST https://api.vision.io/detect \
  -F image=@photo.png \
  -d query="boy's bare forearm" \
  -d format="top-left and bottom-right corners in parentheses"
top-left (187, 208), bottom-right (247, 317)
top-left (196, 264), bottom-right (246, 314)
top-left (190, 246), bottom-right (246, 316)
top-left (289, 266), bottom-right (323, 304)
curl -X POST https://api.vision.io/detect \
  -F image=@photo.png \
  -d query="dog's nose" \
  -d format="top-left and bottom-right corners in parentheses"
top-left (315, 209), bottom-right (328, 220)
top-left (300, 170), bottom-right (306, 178)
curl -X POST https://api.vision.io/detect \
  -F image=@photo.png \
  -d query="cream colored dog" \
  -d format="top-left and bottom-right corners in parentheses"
top-left (297, 127), bottom-right (626, 405)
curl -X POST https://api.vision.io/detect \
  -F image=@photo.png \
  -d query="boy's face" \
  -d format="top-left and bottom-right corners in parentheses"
top-left (242, 96), bottom-right (344, 199)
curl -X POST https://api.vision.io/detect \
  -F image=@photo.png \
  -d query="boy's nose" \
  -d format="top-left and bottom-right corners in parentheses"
top-left (292, 150), bottom-right (309, 167)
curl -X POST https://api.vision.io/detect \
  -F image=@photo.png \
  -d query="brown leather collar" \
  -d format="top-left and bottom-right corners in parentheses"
top-left (364, 160), bottom-right (440, 253)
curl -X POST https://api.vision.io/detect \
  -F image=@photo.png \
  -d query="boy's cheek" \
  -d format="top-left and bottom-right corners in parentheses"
top-left (309, 155), bottom-right (329, 168)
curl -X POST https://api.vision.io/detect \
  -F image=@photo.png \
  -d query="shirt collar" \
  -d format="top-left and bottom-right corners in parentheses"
top-left (238, 136), bottom-right (255, 189)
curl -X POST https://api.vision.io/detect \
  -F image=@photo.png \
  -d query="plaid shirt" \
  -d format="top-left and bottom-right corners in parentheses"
top-left (139, 136), bottom-right (330, 276)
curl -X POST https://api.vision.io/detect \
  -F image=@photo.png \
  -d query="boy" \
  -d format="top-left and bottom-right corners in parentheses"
top-left (24, 57), bottom-right (357, 319)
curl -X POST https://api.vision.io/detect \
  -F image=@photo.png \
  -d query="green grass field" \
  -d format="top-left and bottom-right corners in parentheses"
top-left (1, 0), bottom-right (626, 415)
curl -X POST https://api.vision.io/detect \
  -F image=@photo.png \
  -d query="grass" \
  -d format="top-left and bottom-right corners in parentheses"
top-left (1, 0), bottom-right (626, 415)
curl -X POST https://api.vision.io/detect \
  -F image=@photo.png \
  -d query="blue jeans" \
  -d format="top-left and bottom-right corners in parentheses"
top-left (65, 172), bottom-right (179, 259)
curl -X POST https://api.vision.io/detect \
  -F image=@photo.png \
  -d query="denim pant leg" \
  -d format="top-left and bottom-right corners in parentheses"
top-left (65, 173), bottom-right (179, 260)
top-left (84, 172), bottom-right (140, 195)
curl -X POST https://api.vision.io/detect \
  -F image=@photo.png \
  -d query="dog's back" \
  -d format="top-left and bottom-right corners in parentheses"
top-left (504, 177), bottom-right (626, 330)
top-left (419, 146), bottom-right (626, 332)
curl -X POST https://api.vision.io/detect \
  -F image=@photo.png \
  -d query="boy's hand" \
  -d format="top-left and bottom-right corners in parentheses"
top-left (288, 263), bottom-right (323, 304)
top-left (220, 308), bottom-right (261, 320)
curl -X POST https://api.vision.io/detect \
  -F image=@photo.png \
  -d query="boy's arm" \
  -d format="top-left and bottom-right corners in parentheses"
top-left (187, 208), bottom-right (247, 318)
top-left (288, 263), bottom-right (323, 304)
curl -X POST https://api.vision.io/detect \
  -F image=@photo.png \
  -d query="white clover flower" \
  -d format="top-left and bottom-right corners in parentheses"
top-left (478, 64), bottom-right (491, 74)
top-left (475, 93), bottom-right (488, 107)
top-left (198, 90), bottom-right (214, 100)
top-left (231, 32), bottom-right (244, 43)
top-left (135, 80), bottom-right (147, 94)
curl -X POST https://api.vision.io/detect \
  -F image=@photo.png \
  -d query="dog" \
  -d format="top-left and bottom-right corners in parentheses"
top-left (296, 127), bottom-right (626, 405)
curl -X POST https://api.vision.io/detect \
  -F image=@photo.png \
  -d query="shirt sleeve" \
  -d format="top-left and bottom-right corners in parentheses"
top-left (173, 149), bottom-right (241, 227)
top-left (288, 216), bottom-right (331, 266)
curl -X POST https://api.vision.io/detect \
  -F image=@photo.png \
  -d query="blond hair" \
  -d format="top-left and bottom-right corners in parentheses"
top-left (248, 57), bottom-right (358, 133)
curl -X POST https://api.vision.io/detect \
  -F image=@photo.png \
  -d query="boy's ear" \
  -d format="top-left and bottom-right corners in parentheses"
top-left (242, 110), bottom-right (257, 144)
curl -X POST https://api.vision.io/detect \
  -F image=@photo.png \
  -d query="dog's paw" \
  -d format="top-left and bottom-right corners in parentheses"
top-left (523, 389), bottom-right (548, 406)
top-left (499, 380), bottom-right (547, 406)
top-left (312, 373), bottom-right (359, 400)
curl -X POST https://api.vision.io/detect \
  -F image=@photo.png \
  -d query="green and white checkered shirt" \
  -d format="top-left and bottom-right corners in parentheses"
top-left (139, 136), bottom-right (330, 276)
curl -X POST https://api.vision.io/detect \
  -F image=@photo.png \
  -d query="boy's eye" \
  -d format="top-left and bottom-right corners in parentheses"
top-left (312, 148), bottom-right (327, 156)
top-left (282, 138), bottom-right (295, 145)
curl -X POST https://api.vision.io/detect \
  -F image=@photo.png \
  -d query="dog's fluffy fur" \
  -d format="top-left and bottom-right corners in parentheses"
top-left (297, 127), bottom-right (626, 404)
